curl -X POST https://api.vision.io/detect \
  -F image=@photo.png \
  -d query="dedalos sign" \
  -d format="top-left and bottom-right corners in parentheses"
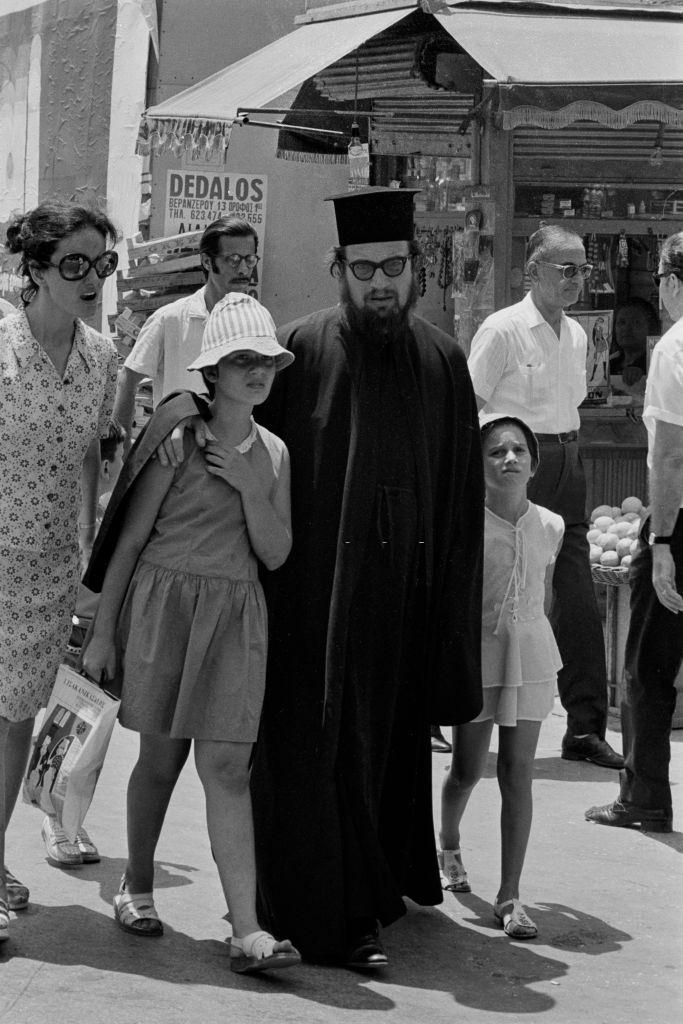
top-left (164, 170), bottom-right (267, 237)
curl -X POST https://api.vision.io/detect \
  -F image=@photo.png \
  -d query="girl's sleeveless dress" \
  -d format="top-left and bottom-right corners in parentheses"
top-left (473, 502), bottom-right (564, 727)
top-left (116, 422), bottom-right (287, 742)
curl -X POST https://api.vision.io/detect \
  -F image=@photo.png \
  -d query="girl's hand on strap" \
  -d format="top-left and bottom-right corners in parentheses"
top-left (156, 415), bottom-right (207, 468)
top-left (203, 440), bottom-right (260, 496)
top-left (81, 633), bottom-right (117, 687)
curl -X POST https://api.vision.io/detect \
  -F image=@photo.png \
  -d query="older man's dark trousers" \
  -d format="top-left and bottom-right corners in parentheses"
top-left (619, 517), bottom-right (683, 811)
top-left (527, 437), bottom-right (609, 737)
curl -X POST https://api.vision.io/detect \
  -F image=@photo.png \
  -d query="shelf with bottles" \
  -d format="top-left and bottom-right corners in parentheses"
top-left (514, 183), bottom-right (683, 231)
top-left (513, 216), bottom-right (683, 238)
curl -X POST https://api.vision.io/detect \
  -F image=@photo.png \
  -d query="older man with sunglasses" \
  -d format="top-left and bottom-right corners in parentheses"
top-left (468, 225), bottom-right (623, 770)
top-left (113, 215), bottom-right (259, 449)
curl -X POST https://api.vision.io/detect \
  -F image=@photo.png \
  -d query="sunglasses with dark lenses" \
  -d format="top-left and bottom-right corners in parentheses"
top-left (536, 260), bottom-right (593, 280)
top-left (343, 256), bottom-right (410, 281)
top-left (49, 250), bottom-right (119, 281)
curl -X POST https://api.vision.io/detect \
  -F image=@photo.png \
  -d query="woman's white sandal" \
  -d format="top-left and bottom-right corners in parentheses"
top-left (493, 898), bottom-right (538, 939)
top-left (113, 877), bottom-right (163, 937)
top-left (229, 930), bottom-right (301, 974)
top-left (438, 849), bottom-right (471, 892)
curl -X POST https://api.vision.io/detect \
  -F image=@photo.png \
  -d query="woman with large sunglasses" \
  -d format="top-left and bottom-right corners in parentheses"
top-left (0, 200), bottom-right (119, 942)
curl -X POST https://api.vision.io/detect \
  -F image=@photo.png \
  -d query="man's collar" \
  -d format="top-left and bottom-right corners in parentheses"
top-left (522, 291), bottom-right (570, 330)
top-left (189, 285), bottom-right (210, 317)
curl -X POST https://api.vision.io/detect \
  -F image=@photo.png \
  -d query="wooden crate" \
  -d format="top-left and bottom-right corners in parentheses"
top-left (109, 230), bottom-right (205, 353)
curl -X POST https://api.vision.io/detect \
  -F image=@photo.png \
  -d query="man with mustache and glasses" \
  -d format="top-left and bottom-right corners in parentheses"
top-left (246, 187), bottom-right (484, 967)
top-left (113, 215), bottom-right (259, 449)
top-left (468, 225), bottom-right (623, 771)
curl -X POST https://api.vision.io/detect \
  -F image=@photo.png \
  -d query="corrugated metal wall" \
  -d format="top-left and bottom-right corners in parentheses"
top-left (514, 121), bottom-right (683, 172)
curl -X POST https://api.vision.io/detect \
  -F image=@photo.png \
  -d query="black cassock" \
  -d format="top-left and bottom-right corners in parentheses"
top-left (252, 306), bottom-right (484, 963)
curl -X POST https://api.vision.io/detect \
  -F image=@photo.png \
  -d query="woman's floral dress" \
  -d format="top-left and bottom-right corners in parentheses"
top-left (0, 311), bottom-right (117, 720)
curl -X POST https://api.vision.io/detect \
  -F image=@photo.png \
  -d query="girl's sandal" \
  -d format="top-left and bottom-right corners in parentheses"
top-left (113, 877), bottom-right (163, 938)
top-left (3, 867), bottom-right (29, 910)
top-left (229, 930), bottom-right (301, 974)
top-left (494, 898), bottom-right (538, 940)
top-left (0, 897), bottom-right (10, 943)
top-left (438, 849), bottom-right (471, 893)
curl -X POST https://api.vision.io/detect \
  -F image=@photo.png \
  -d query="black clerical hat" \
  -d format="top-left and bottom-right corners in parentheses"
top-left (325, 187), bottom-right (420, 246)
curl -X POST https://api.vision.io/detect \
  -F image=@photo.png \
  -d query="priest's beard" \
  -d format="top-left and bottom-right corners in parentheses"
top-left (340, 276), bottom-right (419, 343)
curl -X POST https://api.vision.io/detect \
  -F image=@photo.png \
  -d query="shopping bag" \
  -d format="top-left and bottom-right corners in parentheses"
top-left (23, 663), bottom-right (120, 841)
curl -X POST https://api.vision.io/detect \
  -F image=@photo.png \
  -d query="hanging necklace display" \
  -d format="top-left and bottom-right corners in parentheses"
top-left (617, 231), bottom-right (629, 268)
top-left (438, 228), bottom-right (454, 310)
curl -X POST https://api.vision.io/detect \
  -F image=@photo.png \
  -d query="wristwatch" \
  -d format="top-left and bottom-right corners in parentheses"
top-left (648, 533), bottom-right (673, 545)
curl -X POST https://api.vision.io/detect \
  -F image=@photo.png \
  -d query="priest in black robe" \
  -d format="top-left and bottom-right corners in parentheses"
top-left (250, 188), bottom-right (484, 967)
top-left (87, 188), bottom-right (485, 969)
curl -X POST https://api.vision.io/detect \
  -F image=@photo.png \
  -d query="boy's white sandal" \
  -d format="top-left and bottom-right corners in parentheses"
top-left (438, 849), bottom-right (471, 892)
top-left (113, 877), bottom-right (163, 937)
top-left (493, 898), bottom-right (538, 939)
top-left (229, 930), bottom-right (301, 974)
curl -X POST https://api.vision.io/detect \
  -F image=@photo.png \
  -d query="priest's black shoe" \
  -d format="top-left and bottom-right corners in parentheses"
top-left (345, 929), bottom-right (388, 969)
top-left (585, 799), bottom-right (673, 833)
top-left (561, 733), bottom-right (624, 769)
top-left (431, 725), bottom-right (452, 754)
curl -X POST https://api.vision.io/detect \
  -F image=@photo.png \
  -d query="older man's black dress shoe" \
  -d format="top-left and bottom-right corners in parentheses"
top-left (345, 925), bottom-right (388, 969)
top-left (561, 733), bottom-right (624, 769)
top-left (585, 799), bottom-right (673, 832)
top-left (431, 725), bottom-right (452, 754)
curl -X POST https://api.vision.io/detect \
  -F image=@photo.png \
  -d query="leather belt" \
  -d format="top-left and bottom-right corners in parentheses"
top-left (535, 430), bottom-right (578, 444)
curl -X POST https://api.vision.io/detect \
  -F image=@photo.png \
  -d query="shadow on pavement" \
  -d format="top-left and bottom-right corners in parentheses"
top-left (0, 881), bottom-right (634, 1016)
top-left (375, 898), bottom-right (632, 1015)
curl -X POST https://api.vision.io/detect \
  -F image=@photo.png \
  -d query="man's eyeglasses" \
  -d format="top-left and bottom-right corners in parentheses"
top-left (535, 261), bottom-right (593, 280)
top-left (219, 253), bottom-right (260, 270)
top-left (341, 256), bottom-right (411, 281)
top-left (49, 250), bottom-right (119, 281)
top-left (651, 270), bottom-right (682, 287)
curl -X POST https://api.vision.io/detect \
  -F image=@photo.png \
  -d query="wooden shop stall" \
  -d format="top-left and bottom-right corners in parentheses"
top-left (134, 2), bottom-right (683, 513)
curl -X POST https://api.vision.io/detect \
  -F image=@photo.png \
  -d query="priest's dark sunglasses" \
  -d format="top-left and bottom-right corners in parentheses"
top-left (535, 260), bottom-right (593, 280)
top-left (48, 250), bottom-right (119, 281)
top-left (341, 256), bottom-right (411, 281)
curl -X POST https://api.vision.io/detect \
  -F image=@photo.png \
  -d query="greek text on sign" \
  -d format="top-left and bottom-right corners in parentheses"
top-left (164, 171), bottom-right (267, 235)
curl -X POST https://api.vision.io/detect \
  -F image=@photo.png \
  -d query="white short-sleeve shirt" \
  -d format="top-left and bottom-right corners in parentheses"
top-left (468, 293), bottom-right (587, 433)
top-left (643, 318), bottom-right (683, 506)
top-left (124, 287), bottom-right (208, 405)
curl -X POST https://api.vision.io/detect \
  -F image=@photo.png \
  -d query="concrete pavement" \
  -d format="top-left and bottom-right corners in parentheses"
top-left (1, 699), bottom-right (681, 1024)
